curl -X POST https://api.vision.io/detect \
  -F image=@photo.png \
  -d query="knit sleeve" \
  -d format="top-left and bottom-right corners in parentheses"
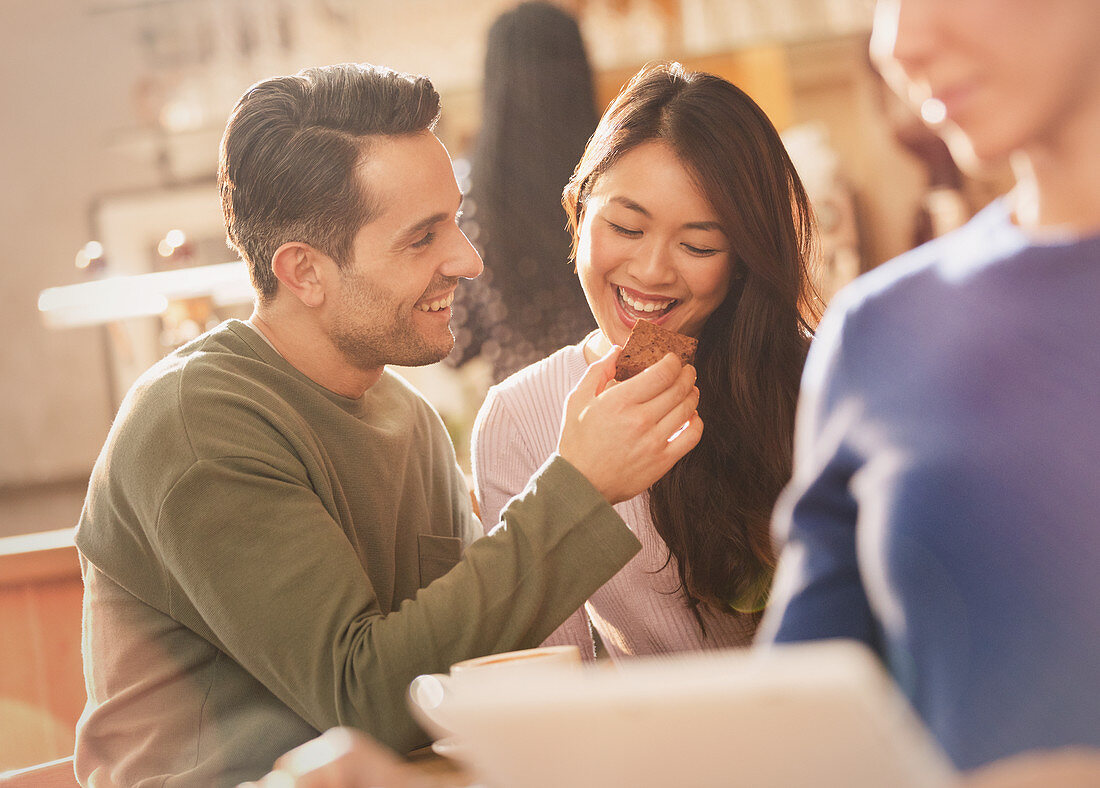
top-left (470, 356), bottom-right (600, 659)
top-left (471, 384), bottom-right (544, 533)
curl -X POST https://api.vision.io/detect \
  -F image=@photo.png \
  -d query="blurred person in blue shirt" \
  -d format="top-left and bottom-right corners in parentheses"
top-left (759, 0), bottom-right (1100, 774)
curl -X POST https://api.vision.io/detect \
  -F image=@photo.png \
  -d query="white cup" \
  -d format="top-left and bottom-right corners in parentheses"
top-left (449, 644), bottom-right (581, 674)
top-left (408, 645), bottom-right (581, 739)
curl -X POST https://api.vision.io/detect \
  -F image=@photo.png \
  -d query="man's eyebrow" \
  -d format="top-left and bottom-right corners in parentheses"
top-left (609, 196), bottom-right (723, 232)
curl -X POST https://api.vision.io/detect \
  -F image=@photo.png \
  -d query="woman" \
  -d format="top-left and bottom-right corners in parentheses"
top-left (760, 0), bottom-right (1100, 774)
top-left (472, 62), bottom-right (819, 659)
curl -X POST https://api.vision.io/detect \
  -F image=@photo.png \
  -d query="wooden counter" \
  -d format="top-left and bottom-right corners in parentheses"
top-left (0, 528), bottom-right (85, 772)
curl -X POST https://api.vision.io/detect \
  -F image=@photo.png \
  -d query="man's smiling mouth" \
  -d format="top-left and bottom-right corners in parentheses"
top-left (416, 291), bottom-right (455, 312)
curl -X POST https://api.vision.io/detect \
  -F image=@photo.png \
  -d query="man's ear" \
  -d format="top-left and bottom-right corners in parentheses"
top-left (270, 242), bottom-right (331, 308)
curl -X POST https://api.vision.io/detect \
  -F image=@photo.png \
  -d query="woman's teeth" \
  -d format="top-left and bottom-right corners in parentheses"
top-left (417, 291), bottom-right (455, 312)
top-left (618, 287), bottom-right (675, 315)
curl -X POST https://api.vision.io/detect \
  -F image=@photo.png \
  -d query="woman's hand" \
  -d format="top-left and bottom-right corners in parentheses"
top-left (557, 346), bottom-right (702, 504)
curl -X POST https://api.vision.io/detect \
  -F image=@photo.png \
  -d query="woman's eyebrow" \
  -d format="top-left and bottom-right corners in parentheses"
top-left (609, 195), bottom-right (650, 216)
top-left (683, 220), bottom-right (723, 232)
top-left (609, 196), bottom-right (722, 233)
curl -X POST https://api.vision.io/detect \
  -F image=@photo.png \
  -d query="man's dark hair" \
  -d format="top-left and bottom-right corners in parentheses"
top-left (218, 63), bottom-right (441, 301)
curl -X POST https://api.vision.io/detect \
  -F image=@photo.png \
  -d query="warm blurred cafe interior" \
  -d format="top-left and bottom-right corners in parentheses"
top-left (0, 0), bottom-right (1017, 777)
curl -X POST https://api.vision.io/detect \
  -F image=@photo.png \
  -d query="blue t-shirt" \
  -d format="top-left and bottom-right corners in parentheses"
top-left (761, 199), bottom-right (1100, 770)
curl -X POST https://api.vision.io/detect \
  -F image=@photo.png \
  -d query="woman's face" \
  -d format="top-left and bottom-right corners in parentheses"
top-left (576, 140), bottom-right (732, 349)
top-left (870, 0), bottom-right (1100, 164)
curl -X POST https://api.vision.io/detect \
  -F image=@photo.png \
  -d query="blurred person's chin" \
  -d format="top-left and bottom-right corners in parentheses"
top-left (938, 123), bottom-right (983, 174)
top-left (927, 119), bottom-right (1018, 181)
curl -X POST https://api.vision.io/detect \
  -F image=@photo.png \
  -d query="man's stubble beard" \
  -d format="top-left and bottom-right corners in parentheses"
top-left (328, 271), bottom-right (455, 371)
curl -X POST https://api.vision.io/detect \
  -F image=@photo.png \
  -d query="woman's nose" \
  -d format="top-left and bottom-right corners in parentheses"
top-left (624, 239), bottom-right (676, 287)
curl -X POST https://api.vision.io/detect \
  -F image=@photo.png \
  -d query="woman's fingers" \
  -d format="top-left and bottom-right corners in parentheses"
top-left (558, 353), bottom-right (704, 504)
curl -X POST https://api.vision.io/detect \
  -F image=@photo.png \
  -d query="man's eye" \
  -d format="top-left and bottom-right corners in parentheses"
top-left (411, 231), bottom-right (436, 249)
top-left (607, 221), bottom-right (642, 237)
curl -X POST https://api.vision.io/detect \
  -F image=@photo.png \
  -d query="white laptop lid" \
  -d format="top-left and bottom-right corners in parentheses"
top-left (409, 639), bottom-right (958, 788)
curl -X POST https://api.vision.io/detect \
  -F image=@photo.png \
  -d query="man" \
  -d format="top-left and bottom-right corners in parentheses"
top-left (74, 63), bottom-right (701, 787)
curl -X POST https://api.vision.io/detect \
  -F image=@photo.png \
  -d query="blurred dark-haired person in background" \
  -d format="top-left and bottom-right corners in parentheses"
top-left (760, 0), bottom-right (1100, 775)
top-left (450, 1), bottom-right (598, 383)
top-left (74, 62), bottom-right (702, 786)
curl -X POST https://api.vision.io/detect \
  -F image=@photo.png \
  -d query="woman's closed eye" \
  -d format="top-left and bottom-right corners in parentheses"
top-left (606, 220), bottom-right (642, 238)
top-left (681, 242), bottom-right (722, 257)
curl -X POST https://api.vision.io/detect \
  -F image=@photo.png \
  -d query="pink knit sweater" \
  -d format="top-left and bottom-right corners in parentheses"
top-left (471, 340), bottom-right (754, 661)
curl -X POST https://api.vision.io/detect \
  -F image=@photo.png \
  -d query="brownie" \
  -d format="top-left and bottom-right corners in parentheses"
top-left (614, 319), bottom-right (698, 381)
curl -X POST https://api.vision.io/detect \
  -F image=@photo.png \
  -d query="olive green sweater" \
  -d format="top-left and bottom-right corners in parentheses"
top-left (75, 320), bottom-right (639, 787)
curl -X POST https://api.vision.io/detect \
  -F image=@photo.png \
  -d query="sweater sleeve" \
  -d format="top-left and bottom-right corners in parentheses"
top-left (471, 374), bottom-right (600, 659)
top-left (154, 453), bottom-right (639, 752)
top-left (756, 300), bottom-right (881, 652)
top-left (471, 384), bottom-right (542, 533)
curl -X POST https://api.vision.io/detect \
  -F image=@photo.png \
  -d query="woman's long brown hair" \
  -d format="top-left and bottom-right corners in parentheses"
top-left (563, 63), bottom-right (820, 623)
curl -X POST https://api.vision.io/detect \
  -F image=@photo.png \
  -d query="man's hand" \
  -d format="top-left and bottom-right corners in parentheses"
top-left (239, 728), bottom-right (442, 788)
top-left (557, 346), bottom-right (702, 504)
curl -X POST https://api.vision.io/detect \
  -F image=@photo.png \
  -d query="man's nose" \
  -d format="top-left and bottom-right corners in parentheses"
top-left (442, 226), bottom-right (484, 280)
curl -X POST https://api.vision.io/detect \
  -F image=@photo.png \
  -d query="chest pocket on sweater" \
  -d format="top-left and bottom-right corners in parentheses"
top-left (417, 534), bottom-right (463, 588)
